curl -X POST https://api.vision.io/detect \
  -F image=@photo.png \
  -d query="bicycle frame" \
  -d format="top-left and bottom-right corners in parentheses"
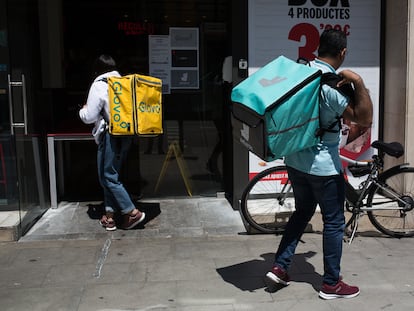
top-left (277, 182), bottom-right (292, 206)
top-left (342, 154), bottom-right (412, 212)
top-left (341, 154), bottom-right (375, 211)
top-left (341, 153), bottom-right (414, 243)
top-left (367, 163), bottom-right (414, 211)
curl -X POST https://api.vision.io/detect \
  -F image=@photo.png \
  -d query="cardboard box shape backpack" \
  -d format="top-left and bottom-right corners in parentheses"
top-left (231, 56), bottom-right (323, 162)
top-left (106, 74), bottom-right (163, 136)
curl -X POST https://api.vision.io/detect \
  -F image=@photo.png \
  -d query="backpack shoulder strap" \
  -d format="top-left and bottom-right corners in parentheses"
top-left (320, 72), bottom-right (355, 101)
top-left (316, 72), bottom-right (354, 138)
top-left (295, 60), bottom-right (348, 139)
top-left (315, 116), bottom-right (342, 138)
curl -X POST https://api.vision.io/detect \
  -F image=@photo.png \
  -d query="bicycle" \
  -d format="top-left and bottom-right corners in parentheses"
top-left (240, 140), bottom-right (414, 242)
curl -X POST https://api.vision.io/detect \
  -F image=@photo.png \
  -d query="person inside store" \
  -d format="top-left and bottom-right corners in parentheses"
top-left (266, 29), bottom-right (373, 299)
top-left (79, 54), bottom-right (146, 231)
top-left (206, 54), bottom-right (232, 180)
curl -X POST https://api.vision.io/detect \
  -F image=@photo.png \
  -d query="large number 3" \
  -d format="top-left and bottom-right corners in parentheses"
top-left (288, 23), bottom-right (320, 61)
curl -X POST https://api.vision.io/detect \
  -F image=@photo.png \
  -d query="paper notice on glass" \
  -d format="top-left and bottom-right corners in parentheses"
top-left (149, 35), bottom-right (171, 94)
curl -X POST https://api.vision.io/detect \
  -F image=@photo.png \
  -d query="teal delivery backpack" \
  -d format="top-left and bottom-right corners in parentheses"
top-left (231, 56), bottom-right (323, 162)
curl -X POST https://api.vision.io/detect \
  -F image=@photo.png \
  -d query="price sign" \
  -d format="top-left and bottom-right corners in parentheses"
top-left (247, 0), bottom-right (382, 174)
top-left (248, 0), bottom-right (380, 68)
top-left (288, 23), bottom-right (320, 60)
top-left (287, 22), bottom-right (351, 60)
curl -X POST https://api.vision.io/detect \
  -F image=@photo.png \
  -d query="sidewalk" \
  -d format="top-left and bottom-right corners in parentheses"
top-left (0, 197), bottom-right (413, 310)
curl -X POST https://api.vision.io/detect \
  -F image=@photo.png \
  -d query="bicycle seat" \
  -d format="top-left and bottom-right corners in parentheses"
top-left (371, 140), bottom-right (404, 158)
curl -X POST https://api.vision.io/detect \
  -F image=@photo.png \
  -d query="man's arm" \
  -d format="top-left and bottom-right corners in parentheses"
top-left (338, 69), bottom-right (373, 127)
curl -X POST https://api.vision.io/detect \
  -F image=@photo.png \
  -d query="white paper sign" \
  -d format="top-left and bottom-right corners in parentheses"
top-left (169, 27), bottom-right (199, 89)
top-left (149, 35), bottom-right (171, 94)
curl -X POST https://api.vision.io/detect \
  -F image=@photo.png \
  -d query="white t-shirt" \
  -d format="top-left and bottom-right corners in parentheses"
top-left (79, 70), bottom-right (121, 134)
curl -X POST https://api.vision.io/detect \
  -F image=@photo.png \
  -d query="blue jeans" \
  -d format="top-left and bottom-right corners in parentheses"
top-left (97, 131), bottom-right (135, 215)
top-left (274, 166), bottom-right (345, 286)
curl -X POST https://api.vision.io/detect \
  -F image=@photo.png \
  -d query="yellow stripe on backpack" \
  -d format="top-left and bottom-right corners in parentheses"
top-left (107, 74), bottom-right (163, 136)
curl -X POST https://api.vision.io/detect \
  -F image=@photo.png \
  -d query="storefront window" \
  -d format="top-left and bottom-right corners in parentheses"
top-left (59, 0), bottom-right (232, 199)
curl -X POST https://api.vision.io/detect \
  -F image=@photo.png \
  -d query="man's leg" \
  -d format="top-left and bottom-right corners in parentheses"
top-left (269, 167), bottom-right (317, 281)
top-left (314, 174), bottom-right (345, 285)
top-left (316, 175), bottom-right (359, 300)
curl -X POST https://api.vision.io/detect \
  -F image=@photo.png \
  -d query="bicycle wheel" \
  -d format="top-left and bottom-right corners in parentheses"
top-left (240, 166), bottom-right (295, 234)
top-left (367, 166), bottom-right (414, 237)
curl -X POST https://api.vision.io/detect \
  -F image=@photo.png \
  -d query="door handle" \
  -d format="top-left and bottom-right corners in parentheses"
top-left (7, 74), bottom-right (28, 135)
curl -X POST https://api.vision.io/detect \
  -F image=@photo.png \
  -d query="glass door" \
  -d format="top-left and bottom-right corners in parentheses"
top-left (62, 0), bottom-right (232, 199)
top-left (0, 0), bottom-right (48, 237)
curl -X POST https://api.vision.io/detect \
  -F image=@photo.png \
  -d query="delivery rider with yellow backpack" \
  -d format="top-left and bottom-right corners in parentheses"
top-left (79, 54), bottom-right (146, 231)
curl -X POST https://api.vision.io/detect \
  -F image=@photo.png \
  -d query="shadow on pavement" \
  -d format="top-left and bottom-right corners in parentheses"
top-left (216, 251), bottom-right (322, 293)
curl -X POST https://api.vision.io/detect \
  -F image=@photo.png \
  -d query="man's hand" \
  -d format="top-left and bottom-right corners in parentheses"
top-left (337, 69), bottom-right (362, 88)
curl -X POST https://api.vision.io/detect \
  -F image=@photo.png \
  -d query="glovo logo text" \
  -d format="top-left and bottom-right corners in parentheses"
top-left (138, 101), bottom-right (161, 113)
top-left (111, 81), bottom-right (130, 129)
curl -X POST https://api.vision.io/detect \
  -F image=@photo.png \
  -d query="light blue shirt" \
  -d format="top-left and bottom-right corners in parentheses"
top-left (284, 59), bottom-right (349, 176)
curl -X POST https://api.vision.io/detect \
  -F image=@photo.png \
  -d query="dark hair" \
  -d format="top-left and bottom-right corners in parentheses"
top-left (92, 54), bottom-right (117, 77)
top-left (318, 29), bottom-right (347, 58)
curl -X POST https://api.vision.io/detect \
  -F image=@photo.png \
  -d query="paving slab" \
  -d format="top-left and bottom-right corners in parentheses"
top-left (0, 197), bottom-right (413, 310)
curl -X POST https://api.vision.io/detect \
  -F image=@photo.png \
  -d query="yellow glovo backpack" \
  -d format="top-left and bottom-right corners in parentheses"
top-left (106, 74), bottom-right (163, 136)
